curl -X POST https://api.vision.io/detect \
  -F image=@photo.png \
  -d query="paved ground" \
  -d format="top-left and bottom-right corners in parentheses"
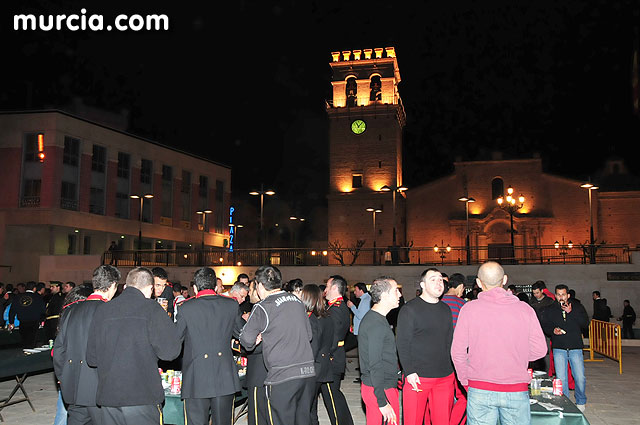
top-left (1, 347), bottom-right (638, 425)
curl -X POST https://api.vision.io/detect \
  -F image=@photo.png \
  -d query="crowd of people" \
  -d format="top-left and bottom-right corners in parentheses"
top-left (0, 262), bottom-right (636, 425)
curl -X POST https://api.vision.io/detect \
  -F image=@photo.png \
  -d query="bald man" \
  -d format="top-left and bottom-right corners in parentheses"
top-left (451, 262), bottom-right (547, 425)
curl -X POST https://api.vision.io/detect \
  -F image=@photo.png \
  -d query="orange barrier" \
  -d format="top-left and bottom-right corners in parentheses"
top-left (585, 319), bottom-right (622, 374)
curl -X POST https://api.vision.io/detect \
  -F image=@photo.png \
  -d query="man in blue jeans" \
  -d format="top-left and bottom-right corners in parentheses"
top-left (541, 284), bottom-right (589, 411)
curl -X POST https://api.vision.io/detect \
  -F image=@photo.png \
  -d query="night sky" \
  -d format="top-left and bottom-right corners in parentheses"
top-left (2, 1), bottom-right (640, 225)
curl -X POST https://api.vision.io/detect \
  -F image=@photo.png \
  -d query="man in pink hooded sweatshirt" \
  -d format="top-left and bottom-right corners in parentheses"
top-left (451, 261), bottom-right (547, 425)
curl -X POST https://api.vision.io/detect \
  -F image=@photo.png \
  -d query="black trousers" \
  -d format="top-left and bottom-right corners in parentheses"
top-left (184, 394), bottom-right (234, 425)
top-left (267, 377), bottom-right (315, 425)
top-left (248, 386), bottom-right (269, 425)
top-left (101, 405), bottom-right (162, 425)
top-left (67, 404), bottom-right (102, 425)
top-left (320, 375), bottom-right (353, 425)
top-left (18, 321), bottom-right (39, 348)
top-left (310, 381), bottom-right (330, 425)
top-left (622, 322), bottom-right (634, 339)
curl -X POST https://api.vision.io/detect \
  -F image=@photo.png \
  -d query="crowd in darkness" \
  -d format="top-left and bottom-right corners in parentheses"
top-left (0, 261), bottom-right (636, 425)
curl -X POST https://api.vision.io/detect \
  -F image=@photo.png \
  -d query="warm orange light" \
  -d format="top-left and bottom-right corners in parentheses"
top-left (322, 250), bottom-right (328, 256)
top-left (219, 257), bottom-right (224, 262)
top-left (37, 133), bottom-right (44, 162)
top-left (237, 262), bottom-right (242, 266)
top-left (311, 250), bottom-right (317, 256)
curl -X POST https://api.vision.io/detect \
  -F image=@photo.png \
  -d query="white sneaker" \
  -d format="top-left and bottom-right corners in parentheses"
top-left (577, 404), bottom-right (586, 412)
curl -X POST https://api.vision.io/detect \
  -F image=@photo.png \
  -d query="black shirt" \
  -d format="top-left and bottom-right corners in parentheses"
top-left (396, 297), bottom-right (453, 378)
top-left (358, 310), bottom-right (399, 407)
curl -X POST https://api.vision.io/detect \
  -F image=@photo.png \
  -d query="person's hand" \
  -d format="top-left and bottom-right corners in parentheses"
top-left (379, 403), bottom-right (397, 425)
top-left (8, 324), bottom-right (14, 331)
top-left (255, 333), bottom-right (262, 345)
top-left (561, 302), bottom-right (572, 314)
top-left (405, 373), bottom-right (421, 391)
top-left (241, 312), bottom-right (250, 321)
top-left (346, 300), bottom-right (354, 309)
top-left (553, 327), bottom-right (566, 335)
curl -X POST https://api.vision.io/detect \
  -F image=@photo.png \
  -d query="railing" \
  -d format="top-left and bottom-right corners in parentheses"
top-left (102, 244), bottom-right (630, 268)
top-left (585, 319), bottom-right (623, 374)
top-left (20, 196), bottom-right (40, 207)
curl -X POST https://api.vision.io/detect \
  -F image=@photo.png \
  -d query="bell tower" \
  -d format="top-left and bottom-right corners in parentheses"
top-left (326, 47), bottom-right (406, 260)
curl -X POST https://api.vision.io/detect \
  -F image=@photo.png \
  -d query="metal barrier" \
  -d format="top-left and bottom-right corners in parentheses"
top-left (585, 319), bottom-right (622, 374)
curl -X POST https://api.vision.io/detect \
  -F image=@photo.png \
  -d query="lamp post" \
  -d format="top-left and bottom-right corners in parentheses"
top-left (130, 193), bottom-right (153, 265)
top-left (366, 207), bottom-right (382, 264)
top-left (379, 184), bottom-right (408, 247)
top-left (580, 182), bottom-right (599, 263)
top-left (249, 185), bottom-right (275, 248)
top-left (497, 186), bottom-right (525, 250)
top-left (554, 237), bottom-right (573, 264)
top-left (458, 195), bottom-right (476, 265)
top-left (289, 216), bottom-right (305, 248)
top-left (433, 240), bottom-right (452, 266)
top-left (196, 209), bottom-right (213, 250)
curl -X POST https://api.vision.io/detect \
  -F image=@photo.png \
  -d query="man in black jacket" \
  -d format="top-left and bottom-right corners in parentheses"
top-left (176, 267), bottom-right (245, 425)
top-left (541, 284), bottom-right (589, 412)
top-left (86, 267), bottom-right (181, 425)
top-left (54, 265), bottom-right (120, 425)
top-left (321, 275), bottom-right (354, 425)
top-left (45, 281), bottom-right (64, 342)
top-left (240, 265), bottom-right (315, 425)
top-left (8, 281), bottom-right (46, 348)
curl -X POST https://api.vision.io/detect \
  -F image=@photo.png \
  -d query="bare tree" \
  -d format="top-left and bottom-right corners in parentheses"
top-left (328, 240), bottom-right (346, 266)
top-left (347, 240), bottom-right (366, 266)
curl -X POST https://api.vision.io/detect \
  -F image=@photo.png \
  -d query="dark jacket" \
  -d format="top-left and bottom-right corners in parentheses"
top-left (310, 314), bottom-right (335, 384)
top-left (593, 298), bottom-right (611, 322)
top-left (529, 295), bottom-right (554, 315)
top-left (45, 292), bottom-right (65, 339)
top-left (86, 287), bottom-right (181, 407)
top-left (53, 298), bottom-right (105, 406)
top-left (326, 298), bottom-right (350, 376)
top-left (240, 290), bottom-right (315, 385)
top-left (9, 291), bottom-right (46, 323)
top-left (176, 292), bottom-right (245, 398)
top-left (541, 299), bottom-right (589, 350)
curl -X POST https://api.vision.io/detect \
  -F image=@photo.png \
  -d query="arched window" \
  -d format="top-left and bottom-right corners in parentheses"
top-left (491, 177), bottom-right (504, 200)
top-left (346, 77), bottom-right (357, 107)
top-left (370, 75), bottom-right (382, 101)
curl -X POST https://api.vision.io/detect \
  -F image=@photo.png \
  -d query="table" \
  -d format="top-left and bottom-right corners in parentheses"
top-left (0, 348), bottom-right (53, 422)
top-left (0, 329), bottom-right (46, 348)
top-left (163, 378), bottom-right (247, 425)
top-left (528, 376), bottom-right (590, 425)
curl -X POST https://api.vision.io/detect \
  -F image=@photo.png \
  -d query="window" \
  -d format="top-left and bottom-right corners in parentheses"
top-left (61, 181), bottom-right (78, 210)
top-left (181, 170), bottom-right (191, 221)
top-left (181, 170), bottom-right (191, 194)
top-left (140, 159), bottom-right (153, 184)
top-left (23, 134), bottom-right (39, 162)
top-left (346, 77), bottom-right (357, 107)
top-left (91, 145), bottom-right (106, 172)
top-left (22, 179), bottom-right (41, 198)
top-left (215, 180), bottom-right (224, 233)
top-left (370, 75), bottom-right (382, 101)
top-left (162, 165), bottom-right (173, 217)
top-left (492, 178), bottom-right (504, 200)
top-left (215, 180), bottom-right (224, 202)
top-left (352, 173), bottom-right (363, 189)
top-left (63, 136), bottom-right (80, 166)
top-left (67, 234), bottom-right (76, 255)
top-left (90, 187), bottom-right (105, 215)
top-left (83, 236), bottom-right (91, 255)
top-left (117, 152), bottom-right (130, 179)
top-left (115, 192), bottom-right (129, 218)
top-left (199, 175), bottom-right (208, 198)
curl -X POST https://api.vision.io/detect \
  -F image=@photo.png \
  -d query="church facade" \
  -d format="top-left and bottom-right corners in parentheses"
top-left (326, 48), bottom-right (640, 264)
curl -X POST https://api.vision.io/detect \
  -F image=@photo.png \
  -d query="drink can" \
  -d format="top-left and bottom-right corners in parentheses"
top-left (552, 378), bottom-right (563, 396)
top-left (170, 376), bottom-right (181, 394)
top-left (240, 357), bottom-right (247, 367)
top-left (49, 339), bottom-right (54, 348)
top-left (528, 368), bottom-right (533, 379)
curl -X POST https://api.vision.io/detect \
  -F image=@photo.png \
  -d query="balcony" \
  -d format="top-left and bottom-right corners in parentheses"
top-left (60, 197), bottom-right (78, 211)
top-left (20, 196), bottom-right (40, 207)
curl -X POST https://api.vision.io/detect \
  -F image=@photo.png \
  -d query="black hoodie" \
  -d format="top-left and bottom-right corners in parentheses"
top-left (541, 299), bottom-right (589, 350)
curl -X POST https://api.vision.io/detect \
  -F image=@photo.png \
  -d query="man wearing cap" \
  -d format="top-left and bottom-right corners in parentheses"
top-left (54, 265), bottom-right (120, 425)
top-left (45, 281), bottom-right (64, 342)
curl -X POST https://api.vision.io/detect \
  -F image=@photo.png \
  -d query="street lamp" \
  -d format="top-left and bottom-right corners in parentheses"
top-left (196, 209), bottom-right (213, 250)
top-left (379, 184), bottom-right (408, 247)
top-left (433, 240), bottom-right (452, 265)
top-left (289, 216), bottom-right (306, 248)
top-left (554, 237), bottom-right (574, 264)
top-left (249, 185), bottom-right (275, 248)
top-left (580, 182), bottom-right (599, 263)
top-left (458, 195), bottom-right (476, 265)
top-left (366, 207), bottom-right (383, 264)
top-left (497, 186), bottom-right (525, 250)
top-left (130, 194), bottom-right (154, 263)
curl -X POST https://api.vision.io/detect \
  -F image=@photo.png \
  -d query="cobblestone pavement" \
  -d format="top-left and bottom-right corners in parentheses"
top-left (2, 348), bottom-right (638, 425)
